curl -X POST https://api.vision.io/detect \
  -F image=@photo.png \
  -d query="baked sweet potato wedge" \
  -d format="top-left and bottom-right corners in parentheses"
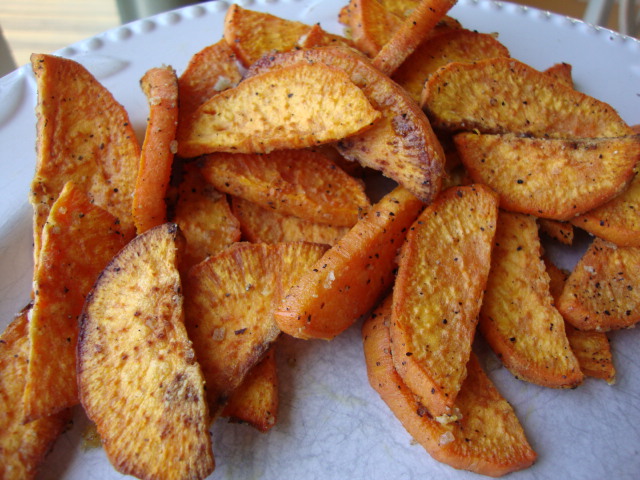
top-left (478, 211), bottom-right (583, 388)
top-left (557, 237), bottom-right (640, 331)
top-left (297, 23), bottom-right (353, 49)
top-left (340, 0), bottom-right (402, 57)
top-left (231, 196), bottom-right (349, 245)
top-left (24, 182), bottom-right (135, 422)
top-left (422, 57), bottom-right (633, 138)
top-left (1, 306), bottom-right (72, 480)
top-left (545, 258), bottom-right (615, 383)
top-left (372, 0), bottom-right (458, 76)
top-left (274, 186), bottom-right (424, 340)
top-left (390, 184), bottom-right (499, 417)
top-left (393, 28), bottom-right (510, 103)
top-left (222, 346), bottom-right (279, 432)
top-left (247, 46), bottom-right (446, 203)
top-left (363, 297), bottom-right (537, 477)
top-left (30, 53), bottom-right (140, 267)
top-left (538, 219), bottom-right (574, 245)
top-left (571, 173), bottom-right (640, 247)
top-left (177, 62), bottom-right (380, 157)
top-left (223, 4), bottom-right (311, 67)
top-left (183, 242), bottom-right (328, 410)
top-left (455, 132), bottom-right (640, 220)
top-left (77, 223), bottom-right (214, 480)
top-left (199, 149), bottom-right (370, 227)
top-left (133, 66), bottom-right (179, 234)
top-left (173, 162), bottom-right (241, 272)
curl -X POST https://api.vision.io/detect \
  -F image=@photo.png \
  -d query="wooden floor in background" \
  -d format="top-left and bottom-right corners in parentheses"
top-left (0, 0), bottom-right (619, 69)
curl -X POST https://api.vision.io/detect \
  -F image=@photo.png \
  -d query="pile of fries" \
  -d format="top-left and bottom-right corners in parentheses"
top-left (1, 0), bottom-right (639, 478)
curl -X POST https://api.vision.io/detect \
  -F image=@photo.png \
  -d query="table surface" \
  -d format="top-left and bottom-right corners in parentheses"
top-left (0, 0), bottom-right (618, 70)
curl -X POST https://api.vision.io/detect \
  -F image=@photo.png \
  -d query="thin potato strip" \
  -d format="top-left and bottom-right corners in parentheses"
top-left (30, 54), bottom-right (140, 268)
top-left (78, 223), bottom-right (215, 480)
top-left (557, 237), bottom-right (640, 331)
top-left (199, 149), bottom-right (370, 227)
top-left (363, 298), bottom-right (537, 477)
top-left (133, 66), bottom-right (179, 234)
top-left (455, 133), bottom-right (640, 220)
top-left (479, 212), bottom-right (583, 388)
top-left (422, 57), bottom-right (633, 138)
top-left (184, 242), bottom-right (328, 409)
top-left (372, 0), bottom-right (458, 76)
top-left (0, 306), bottom-right (72, 480)
top-left (545, 259), bottom-right (615, 384)
top-left (177, 62), bottom-right (381, 157)
top-left (390, 185), bottom-right (498, 417)
top-left (248, 46), bottom-right (446, 203)
top-left (222, 346), bottom-right (279, 432)
top-left (275, 186), bottom-right (424, 340)
top-left (231, 196), bottom-right (349, 245)
top-left (24, 182), bottom-right (135, 422)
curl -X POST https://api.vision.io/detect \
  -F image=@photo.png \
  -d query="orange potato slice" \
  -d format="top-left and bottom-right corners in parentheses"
top-left (557, 237), bottom-right (640, 331)
top-left (222, 346), bottom-right (279, 432)
top-left (297, 23), bottom-right (353, 49)
top-left (23, 182), bottom-right (135, 422)
top-left (393, 29), bottom-right (510, 103)
top-left (247, 46), bottom-right (446, 203)
top-left (479, 211), bottom-right (584, 388)
top-left (199, 149), bottom-right (370, 227)
top-left (177, 62), bottom-right (380, 158)
top-left (30, 54), bottom-right (140, 267)
top-left (390, 184), bottom-right (499, 417)
top-left (173, 162), bottom-right (241, 272)
top-left (274, 186), bottom-right (424, 340)
top-left (231, 196), bottom-right (349, 245)
top-left (372, 0), bottom-right (458, 76)
top-left (133, 66), bottom-right (179, 234)
top-left (538, 219), bottom-right (574, 245)
top-left (545, 258), bottom-right (615, 384)
top-left (0, 306), bottom-right (72, 480)
top-left (363, 297), bottom-right (537, 477)
top-left (78, 223), bottom-right (215, 480)
top-left (223, 4), bottom-right (312, 67)
top-left (455, 132), bottom-right (640, 220)
top-left (183, 242), bottom-right (328, 410)
top-left (571, 173), bottom-right (640, 247)
top-left (178, 39), bottom-right (242, 124)
top-left (422, 57), bottom-right (633, 138)
top-left (340, 0), bottom-right (403, 57)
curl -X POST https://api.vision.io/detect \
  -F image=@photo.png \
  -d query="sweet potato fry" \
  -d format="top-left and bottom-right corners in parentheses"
top-left (23, 182), bottom-right (135, 422)
top-left (222, 346), bottom-right (279, 432)
top-left (557, 237), bottom-right (640, 331)
top-left (275, 186), bottom-right (424, 340)
top-left (77, 223), bottom-right (214, 480)
top-left (231, 196), bottom-right (349, 245)
top-left (297, 23), bottom-right (353, 49)
top-left (455, 132), bottom-right (640, 220)
top-left (177, 62), bottom-right (380, 157)
top-left (390, 184), bottom-right (499, 417)
top-left (178, 39), bottom-right (242, 124)
top-left (538, 219), bottom-right (574, 245)
top-left (393, 29), bottom-right (510, 103)
top-left (183, 242), bottom-right (328, 410)
top-left (571, 173), bottom-right (640, 247)
top-left (479, 211), bottom-right (583, 388)
top-left (173, 162), bottom-right (241, 272)
top-left (363, 297), bottom-right (537, 477)
top-left (223, 4), bottom-right (312, 67)
top-left (247, 46), bottom-right (446, 203)
top-left (30, 54), bottom-right (140, 267)
top-left (340, 0), bottom-right (402, 57)
top-left (133, 66), bottom-right (179, 234)
top-left (0, 306), bottom-right (72, 480)
top-left (422, 57), bottom-right (633, 138)
top-left (372, 0), bottom-right (458, 76)
top-left (545, 258), bottom-right (615, 383)
top-left (199, 149), bottom-right (370, 227)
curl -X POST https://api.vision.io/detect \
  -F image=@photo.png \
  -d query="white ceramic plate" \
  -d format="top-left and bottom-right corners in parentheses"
top-left (1, 1), bottom-right (639, 479)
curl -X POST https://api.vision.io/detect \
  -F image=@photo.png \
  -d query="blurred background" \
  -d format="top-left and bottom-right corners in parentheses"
top-left (0, 0), bottom-right (636, 75)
